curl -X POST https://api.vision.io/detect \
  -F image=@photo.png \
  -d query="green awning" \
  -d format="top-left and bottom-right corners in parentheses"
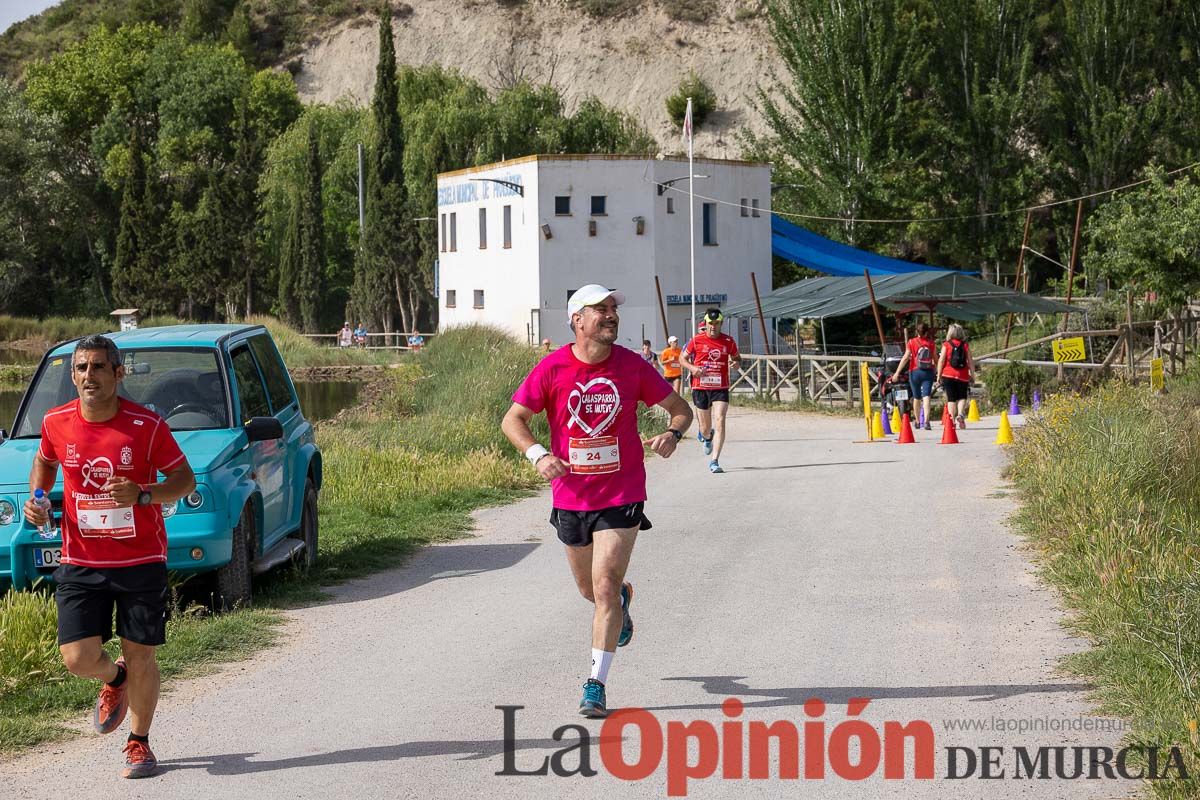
top-left (723, 271), bottom-right (1077, 322)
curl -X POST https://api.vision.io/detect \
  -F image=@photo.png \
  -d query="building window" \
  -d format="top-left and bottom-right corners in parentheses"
top-left (666, 197), bottom-right (674, 214)
top-left (591, 195), bottom-right (607, 216)
top-left (445, 289), bottom-right (456, 308)
top-left (478, 207), bottom-right (487, 249)
top-left (555, 196), bottom-right (571, 216)
top-left (440, 213), bottom-right (446, 252)
top-left (449, 212), bottom-right (457, 252)
top-left (474, 289), bottom-right (485, 309)
top-left (503, 205), bottom-right (512, 248)
top-left (752, 198), bottom-right (761, 218)
top-left (702, 202), bottom-right (717, 245)
top-left (740, 198), bottom-right (749, 217)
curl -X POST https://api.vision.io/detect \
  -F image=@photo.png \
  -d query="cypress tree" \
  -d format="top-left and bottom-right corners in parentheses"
top-left (112, 124), bottom-right (165, 311)
top-left (276, 196), bottom-right (302, 327)
top-left (296, 120), bottom-right (325, 332)
top-left (351, 3), bottom-right (418, 332)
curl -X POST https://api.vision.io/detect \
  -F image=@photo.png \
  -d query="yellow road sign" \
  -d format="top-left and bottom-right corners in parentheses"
top-left (1150, 357), bottom-right (1164, 391)
top-left (1052, 337), bottom-right (1086, 363)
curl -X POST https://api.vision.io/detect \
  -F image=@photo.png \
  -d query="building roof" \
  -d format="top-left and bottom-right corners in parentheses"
top-left (437, 153), bottom-right (768, 180)
top-left (722, 272), bottom-right (1077, 322)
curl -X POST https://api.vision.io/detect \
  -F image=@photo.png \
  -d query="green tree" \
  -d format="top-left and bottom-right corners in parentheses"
top-left (665, 70), bottom-right (717, 130)
top-left (112, 123), bottom-right (168, 312)
top-left (296, 121), bottom-right (326, 332)
top-left (352, 4), bottom-right (419, 332)
top-left (757, 0), bottom-right (924, 246)
top-left (1084, 167), bottom-right (1200, 304)
top-left (276, 191), bottom-right (303, 326)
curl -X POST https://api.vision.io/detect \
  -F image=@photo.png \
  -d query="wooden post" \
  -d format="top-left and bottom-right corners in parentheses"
top-left (1003, 210), bottom-right (1033, 350)
top-left (863, 269), bottom-right (888, 355)
top-left (751, 272), bottom-right (772, 356)
top-left (654, 275), bottom-right (670, 343)
top-left (1125, 290), bottom-right (1135, 377)
top-left (1066, 200), bottom-right (1083, 307)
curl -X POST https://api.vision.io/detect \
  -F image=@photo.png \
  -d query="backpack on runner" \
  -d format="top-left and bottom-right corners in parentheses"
top-left (916, 343), bottom-right (934, 370)
top-left (948, 339), bottom-right (968, 370)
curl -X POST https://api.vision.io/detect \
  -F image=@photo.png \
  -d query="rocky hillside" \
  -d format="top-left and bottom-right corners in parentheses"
top-left (295, 0), bottom-right (776, 155)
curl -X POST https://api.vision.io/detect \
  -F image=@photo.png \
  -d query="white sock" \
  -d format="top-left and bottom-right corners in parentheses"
top-left (591, 648), bottom-right (614, 685)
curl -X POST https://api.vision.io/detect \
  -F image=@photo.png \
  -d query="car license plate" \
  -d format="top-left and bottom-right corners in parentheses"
top-left (34, 547), bottom-right (61, 569)
top-left (894, 389), bottom-right (909, 401)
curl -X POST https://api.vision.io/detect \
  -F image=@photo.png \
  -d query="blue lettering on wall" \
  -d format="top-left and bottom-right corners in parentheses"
top-left (437, 174), bottom-right (523, 207)
top-left (665, 293), bottom-right (729, 305)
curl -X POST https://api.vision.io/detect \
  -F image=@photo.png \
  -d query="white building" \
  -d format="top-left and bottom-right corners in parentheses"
top-left (435, 154), bottom-right (772, 350)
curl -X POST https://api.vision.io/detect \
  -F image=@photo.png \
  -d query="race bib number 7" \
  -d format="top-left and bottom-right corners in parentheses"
top-left (569, 436), bottom-right (620, 474)
top-left (77, 496), bottom-right (136, 539)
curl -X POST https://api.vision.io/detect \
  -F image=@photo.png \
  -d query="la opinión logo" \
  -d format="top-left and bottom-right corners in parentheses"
top-left (496, 699), bottom-right (1189, 796)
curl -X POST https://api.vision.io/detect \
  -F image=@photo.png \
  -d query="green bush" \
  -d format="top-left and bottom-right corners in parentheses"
top-left (666, 70), bottom-right (717, 130)
top-left (981, 359), bottom-right (1051, 408)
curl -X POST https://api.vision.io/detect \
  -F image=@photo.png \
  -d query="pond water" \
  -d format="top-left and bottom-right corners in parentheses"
top-left (0, 380), bottom-right (361, 436)
top-left (0, 347), bottom-right (42, 364)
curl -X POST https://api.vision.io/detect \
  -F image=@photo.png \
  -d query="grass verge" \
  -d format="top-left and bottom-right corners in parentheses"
top-left (0, 325), bottom-right (541, 753)
top-left (1009, 377), bottom-right (1200, 796)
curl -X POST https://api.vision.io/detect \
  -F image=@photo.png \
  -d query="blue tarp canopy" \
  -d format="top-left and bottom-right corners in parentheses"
top-left (771, 216), bottom-right (961, 276)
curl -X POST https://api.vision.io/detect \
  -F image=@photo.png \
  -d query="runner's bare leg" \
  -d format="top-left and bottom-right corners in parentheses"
top-left (121, 639), bottom-right (159, 736)
top-left (564, 527), bottom-right (638, 651)
top-left (696, 406), bottom-right (713, 442)
top-left (60, 636), bottom-right (119, 682)
top-left (711, 401), bottom-right (730, 461)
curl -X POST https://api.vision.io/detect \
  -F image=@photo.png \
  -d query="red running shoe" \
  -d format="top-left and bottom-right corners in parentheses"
top-left (121, 739), bottom-right (158, 779)
top-left (94, 658), bottom-right (129, 735)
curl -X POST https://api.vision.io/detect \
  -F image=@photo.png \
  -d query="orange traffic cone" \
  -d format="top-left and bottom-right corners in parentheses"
top-left (940, 404), bottom-right (959, 444)
top-left (897, 413), bottom-right (916, 444)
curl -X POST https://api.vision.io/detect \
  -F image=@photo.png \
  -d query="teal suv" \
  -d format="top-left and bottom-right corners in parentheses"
top-left (0, 324), bottom-right (322, 606)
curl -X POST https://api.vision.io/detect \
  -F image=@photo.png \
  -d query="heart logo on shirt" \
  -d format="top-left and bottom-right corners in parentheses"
top-left (566, 377), bottom-right (621, 437)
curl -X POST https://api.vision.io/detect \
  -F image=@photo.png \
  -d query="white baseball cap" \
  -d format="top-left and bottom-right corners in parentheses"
top-left (668, 335), bottom-right (679, 343)
top-left (566, 284), bottom-right (626, 320)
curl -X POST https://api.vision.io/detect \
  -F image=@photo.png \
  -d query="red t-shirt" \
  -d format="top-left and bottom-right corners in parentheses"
top-left (684, 333), bottom-right (740, 390)
top-left (907, 336), bottom-right (937, 372)
top-left (39, 398), bottom-right (187, 568)
top-left (940, 339), bottom-right (971, 382)
top-left (512, 344), bottom-right (672, 512)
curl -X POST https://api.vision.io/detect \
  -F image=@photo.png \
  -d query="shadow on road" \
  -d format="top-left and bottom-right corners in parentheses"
top-left (316, 542), bottom-right (541, 606)
top-left (646, 676), bottom-right (1093, 711)
top-left (157, 735), bottom-right (621, 775)
top-left (734, 460), bottom-right (900, 472)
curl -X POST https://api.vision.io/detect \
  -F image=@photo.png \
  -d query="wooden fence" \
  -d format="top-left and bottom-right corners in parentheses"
top-left (731, 310), bottom-right (1200, 404)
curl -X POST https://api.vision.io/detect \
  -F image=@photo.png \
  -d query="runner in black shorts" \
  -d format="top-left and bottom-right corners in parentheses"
top-left (679, 309), bottom-right (741, 473)
top-left (502, 285), bottom-right (692, 717)
top-left (25, 335), bottom-right (195, 779)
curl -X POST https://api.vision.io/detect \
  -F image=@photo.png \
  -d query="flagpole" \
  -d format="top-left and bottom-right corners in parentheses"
top-left (686, 97), bottom-right (696, 336)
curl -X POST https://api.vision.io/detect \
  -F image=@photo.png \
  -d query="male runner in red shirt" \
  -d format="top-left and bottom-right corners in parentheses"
top-left (680, 308), bottom-right (741, 473)
top-left (24, 335), bottom-right (195, 778)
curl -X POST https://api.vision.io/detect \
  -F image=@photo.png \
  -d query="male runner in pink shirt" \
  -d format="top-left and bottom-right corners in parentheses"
top-left (501, 285), bottom-right (692, 717)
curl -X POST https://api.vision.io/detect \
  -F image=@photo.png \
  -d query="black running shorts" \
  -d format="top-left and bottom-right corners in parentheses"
top-left (54, 563), bottom-right (169, 647)
top-left (941, 377), bottom-right (970, 403)
top-left (550, 503), bottom-right (652, 548)
top-left (691, 388), bottom-right (730, 410)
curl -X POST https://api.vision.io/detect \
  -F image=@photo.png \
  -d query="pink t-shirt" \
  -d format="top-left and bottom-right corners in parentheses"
top-left (513, 344), bottom-right (673, 511)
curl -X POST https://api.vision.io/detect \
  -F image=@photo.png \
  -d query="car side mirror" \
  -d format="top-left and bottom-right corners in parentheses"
top-left (0, 429), bottom-right (7, 441)
top-left (244, 416), bottom-right (283, 442)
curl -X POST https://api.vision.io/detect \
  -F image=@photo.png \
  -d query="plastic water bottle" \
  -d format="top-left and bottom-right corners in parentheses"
top-left (32, 489), bottom-right (54, 539)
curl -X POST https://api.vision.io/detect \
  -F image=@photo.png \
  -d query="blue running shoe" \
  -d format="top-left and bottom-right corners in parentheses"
top-left (703, 434), bottom-right (713, 456)
top-left (697, 429), bottom-right (705, 443)
top-left (579, 679), bottom-right (608, 718)
top-left (709, 460), bottom-right (723, 474)
top-left (618, 582), bottom-right (634, 647)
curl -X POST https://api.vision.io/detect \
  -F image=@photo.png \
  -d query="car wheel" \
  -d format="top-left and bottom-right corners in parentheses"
top-left (299, 477), bottom-right (318, 570)
top-left (214, 504), bottom-right (255, 611)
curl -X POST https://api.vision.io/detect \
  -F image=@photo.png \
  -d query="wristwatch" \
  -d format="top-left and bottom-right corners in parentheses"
top-left (137, 489), bottom-right (153, 506)
top-left (667, 429), bottom-right (683, 441)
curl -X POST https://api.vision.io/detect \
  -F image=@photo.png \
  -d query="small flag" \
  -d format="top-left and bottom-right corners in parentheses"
top-left (682, 97), bottom-right (693, 158)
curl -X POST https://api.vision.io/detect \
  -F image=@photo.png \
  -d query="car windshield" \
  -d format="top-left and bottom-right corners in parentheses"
top-left (12, 348), bottom-right (229, 437)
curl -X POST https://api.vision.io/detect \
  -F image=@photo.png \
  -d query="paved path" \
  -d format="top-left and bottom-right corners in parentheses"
top-left (2, 408), bottom-right (1128, 799)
